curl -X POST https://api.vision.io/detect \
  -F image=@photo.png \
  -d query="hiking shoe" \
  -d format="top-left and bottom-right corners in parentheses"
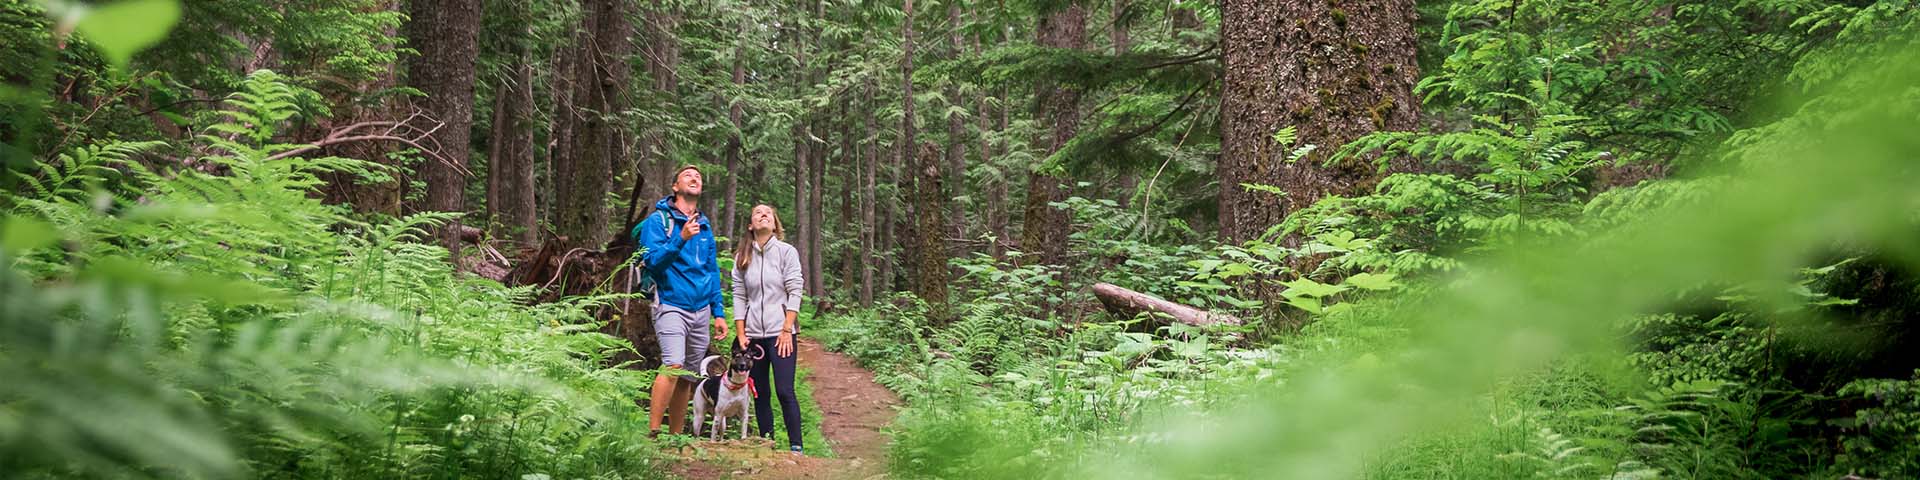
top-left (790, 445), bottom-right (803, 455)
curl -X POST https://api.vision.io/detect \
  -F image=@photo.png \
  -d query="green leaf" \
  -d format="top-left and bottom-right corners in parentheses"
top-left (1111, 332), bottom-right (1154, 356)
top-left (1240, 183), bottom-right (1289, 197)
top-left (1271, 125), bottom-right (1298, 146)
top-left (1216, 262), bottom-right (1255, 279)
top-left (1171, 336), bottom-right (1209, 358)
top-left (72, 0), bottom-right (183, 69)
top-left (1281, 278), bottom-right (1349, 298)
top-left (1285, 296), bottom-right (1323, 314)
top-left (1, 215), bottom-right (59, 254)
top-left (1344, 272), bottom-right (1401, 291)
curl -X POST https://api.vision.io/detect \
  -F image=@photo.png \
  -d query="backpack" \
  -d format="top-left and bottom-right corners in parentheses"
top-left (627, 209), bottom-right (674, 305)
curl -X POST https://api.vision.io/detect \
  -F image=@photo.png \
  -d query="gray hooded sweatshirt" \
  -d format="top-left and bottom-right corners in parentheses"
top-left (731, 236), bottom-right (804, 338)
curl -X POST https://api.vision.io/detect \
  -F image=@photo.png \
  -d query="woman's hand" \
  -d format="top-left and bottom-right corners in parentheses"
top-left (737, 331), bottom-right (749, 350)
top-left (777, 330), bottom-right (794, 358)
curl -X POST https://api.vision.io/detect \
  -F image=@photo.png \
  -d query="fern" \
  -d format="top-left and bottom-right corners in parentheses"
top-left (2, 71), bottom-right (664, 479)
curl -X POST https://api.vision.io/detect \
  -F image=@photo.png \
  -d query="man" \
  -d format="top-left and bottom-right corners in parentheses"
top-left (635, 165), bottom-right (730, 436)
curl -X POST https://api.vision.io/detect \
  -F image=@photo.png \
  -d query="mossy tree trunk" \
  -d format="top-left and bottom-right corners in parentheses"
top-left (1217, 0), bottom-right (1421, 243)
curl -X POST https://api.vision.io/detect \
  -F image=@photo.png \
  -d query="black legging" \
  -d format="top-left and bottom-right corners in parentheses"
top-left (747, 335), bottom-right (801, 448)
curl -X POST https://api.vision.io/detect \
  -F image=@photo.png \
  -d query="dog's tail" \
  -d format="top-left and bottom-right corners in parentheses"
top-left (698, 355), bottom-right (725, 377)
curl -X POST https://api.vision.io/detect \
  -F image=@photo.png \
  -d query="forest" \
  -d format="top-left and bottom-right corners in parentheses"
top-left (4, 0), bottom-right (1920, 478)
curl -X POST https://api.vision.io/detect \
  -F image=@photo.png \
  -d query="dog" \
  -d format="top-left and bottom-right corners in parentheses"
top-left (689, 345), bottom-right (763, 441)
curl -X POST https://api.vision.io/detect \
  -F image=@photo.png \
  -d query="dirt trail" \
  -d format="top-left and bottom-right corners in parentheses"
top-left (668, 337), bottom-right (899, 480)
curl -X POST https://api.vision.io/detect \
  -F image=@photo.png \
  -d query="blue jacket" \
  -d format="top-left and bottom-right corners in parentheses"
top-left (633, 196), bottom-right (727, 318)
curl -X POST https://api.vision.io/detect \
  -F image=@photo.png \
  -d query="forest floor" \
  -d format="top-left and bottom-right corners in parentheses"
top-left (667, 337), bottom-right (899, 480)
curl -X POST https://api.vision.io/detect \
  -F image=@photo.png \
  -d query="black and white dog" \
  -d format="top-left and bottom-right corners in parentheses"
top-left (689, 344), bottom-right (763, 440)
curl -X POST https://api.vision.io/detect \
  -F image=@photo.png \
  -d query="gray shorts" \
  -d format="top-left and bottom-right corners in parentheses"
top-left (653, 303), bottom-right (711, 372)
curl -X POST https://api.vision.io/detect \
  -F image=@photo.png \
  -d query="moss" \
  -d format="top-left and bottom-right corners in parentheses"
top-left (1368, 97), bottom-right (1397, 128)
top-left (1331, 9), bottom-right (1349, 29)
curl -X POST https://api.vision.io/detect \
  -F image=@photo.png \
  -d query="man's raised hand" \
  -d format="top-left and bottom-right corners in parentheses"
top-left (681, 214), bottom-right (701, 240)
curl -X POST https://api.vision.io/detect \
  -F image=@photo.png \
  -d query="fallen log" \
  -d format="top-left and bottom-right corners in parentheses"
top-left (1091, 282), bottom-right (1243, 326)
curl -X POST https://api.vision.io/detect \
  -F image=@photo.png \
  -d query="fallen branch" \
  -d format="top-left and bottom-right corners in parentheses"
top-left (264, 112), bottom-right (472, 177)
top-left (1091, 282), bottom-right (1242, 327)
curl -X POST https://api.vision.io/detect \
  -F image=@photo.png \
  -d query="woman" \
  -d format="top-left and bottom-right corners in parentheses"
top-left (731, 204), bottom-right (805, 453)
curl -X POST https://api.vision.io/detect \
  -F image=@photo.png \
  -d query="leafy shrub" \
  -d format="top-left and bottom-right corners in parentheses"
top-left (1, 71), bottom-right (664, 479)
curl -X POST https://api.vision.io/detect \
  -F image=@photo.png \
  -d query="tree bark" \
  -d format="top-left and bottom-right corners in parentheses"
top-left (403, 0), bottom-right (482, 251)
top-left (545, 32), bottom-right (580, 233)
top-left (809, 0), bottom-right (829, 300)
top-left (639, 2), bottom-right (682, 200)
top-left (911, 143), bottom-right (949, 306)
top-left (788, 9), bottom-right (815, 295)
top-left (1112, 0), bottom-right (1139, 207)
top-left (809, 121), bottom-right (827, 298)
top-left (1217, 0), bottom-right (1420, 243)
top-left (721, 46), bottom-right (745, 240)
top-left (486, 52), bottom-right (538, 245)
top-left (860, 81), bottom-right (878, 306)
top-left (1020, 2), bottom-right (1087, 266)
top-left (897, 0), bottom-right (918, 296)
top-left (878, 138), bottom-right (897, 296)
top-left (1091, 283), bottom-right (1243, 326)
top-left (553, 0), bottom-right (635, 246)
top-left (792, 119), bottom-right (812, 290)
top-left (984, 87), bottom-right (1010, 260)
top-left (838, 97), bottom-right (858, 298)
top-left (944, 2), bottom-right (968, 244)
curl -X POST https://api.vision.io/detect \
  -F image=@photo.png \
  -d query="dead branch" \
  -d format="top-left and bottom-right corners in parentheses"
top-left (264, 112), bottom-right (472, 177)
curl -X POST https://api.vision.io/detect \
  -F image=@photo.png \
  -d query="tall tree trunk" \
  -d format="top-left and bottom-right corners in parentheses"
top-left (640, 3), bottom-right (682, 199)
top-left (1217, 0), bottom-right (1419, 244)
top-left (1112, 0), bottom-right (1139, 207)
top-left (751, 153), bottom-right (765, 206)
top-left (486, 79), bottom-right (508, 222)
top-left (721, 47), bottom-right (745, 240)
top-left (984, 88), bottom-right (1011, 260)
top-left (792, 119), bottom-right (812, 291)
top-left (897, 0), bottom-right (919, 295)
top-left (911, 142), bottom-right (949, 306)
top-left (838, 97), bottom-right (858, 299)
top-left (809, 0), bottom-right (829, 300)
top-left (789, 10), bottom-right (814, 296)
top-left (878, 140), bottom-right (896, 295)
top-left (969, 21), bottom-right (1007, 259)
top-left (546, 34), bottom-right (580, 233)
top-left (944, 2), bottom-right (968, 244)
top-left (404, 0), bottom-right (482, 252)
top-left (556, 0), bottom-right (634, 246)
top-left (1019, 2), bottom-right (1086, 266)
top-left (487, 52), bottom-right (538, 245)
top-left (860, 82), bottom-right (878, 306)
top-left (809, 122), bottom-right (827, 298)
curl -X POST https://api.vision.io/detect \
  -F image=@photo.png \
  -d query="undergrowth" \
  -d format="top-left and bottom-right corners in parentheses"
top-left (2, 71), bottom-right (666, 479)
